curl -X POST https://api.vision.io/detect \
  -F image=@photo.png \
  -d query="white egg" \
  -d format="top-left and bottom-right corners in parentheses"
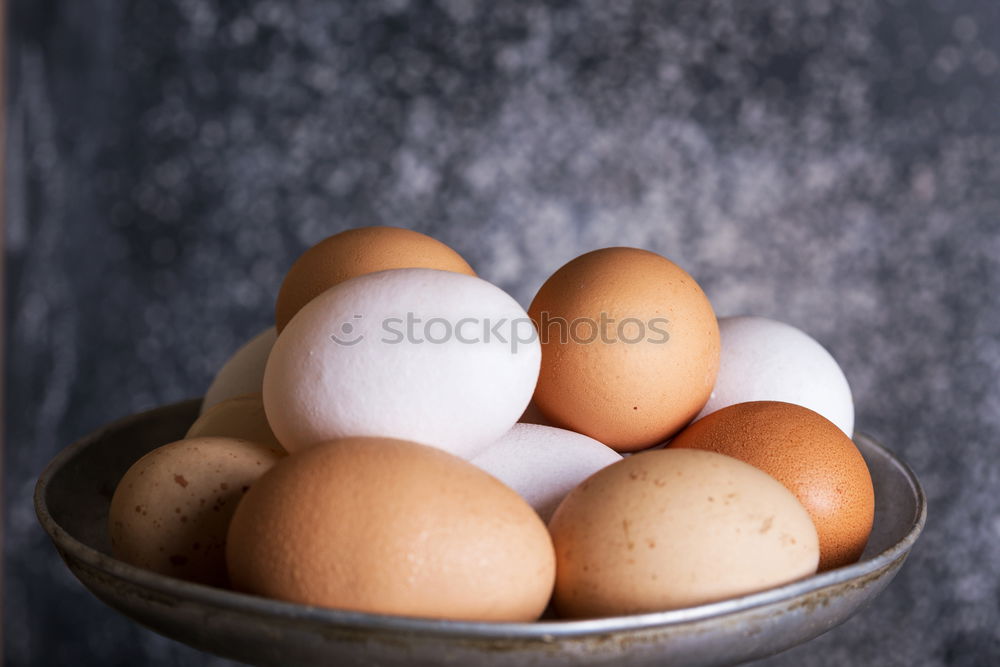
top-left (263, 268), bottom-right (541, 458)
top-left (472, 423), bottom-right (622, 521)
top-left (695, 316), bottom-right (854, 436)
top-left (202, 327), bottom-right (277, 414)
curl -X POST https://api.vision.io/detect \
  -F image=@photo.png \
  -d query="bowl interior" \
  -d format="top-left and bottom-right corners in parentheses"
top-left (34, 400), bottom-right (926, 666)
top-left (43, 400), bottom-right (200, 557)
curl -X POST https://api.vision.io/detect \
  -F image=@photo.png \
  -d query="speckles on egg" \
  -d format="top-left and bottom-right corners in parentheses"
top-left (548, 448), bottom-right (819, 617)
top-left (108, 437), bottom-right (285, 587)
top-left (669, 401), bottom-right (874, 571)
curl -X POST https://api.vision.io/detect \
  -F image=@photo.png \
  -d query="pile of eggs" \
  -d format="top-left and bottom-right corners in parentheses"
top-left (108, 226), bottom-right (874, 622)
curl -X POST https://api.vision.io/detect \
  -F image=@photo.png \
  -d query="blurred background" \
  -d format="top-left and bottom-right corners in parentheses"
top-left (5, 0), bottom-right (1000, 665)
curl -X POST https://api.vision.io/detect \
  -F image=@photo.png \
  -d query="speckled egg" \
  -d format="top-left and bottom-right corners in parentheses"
top-left (226, 437), bottom-right (556, 621)
top-left (528, 247), bottom-right (720, 452)
top-left (670, 401), bottom-right (874, 571)
top-left (274, 226), bottom-right (476, 332)
top-left (108, 437), bottom-right (285, 587)
top-left (548, 448), bottom-right (819, 617)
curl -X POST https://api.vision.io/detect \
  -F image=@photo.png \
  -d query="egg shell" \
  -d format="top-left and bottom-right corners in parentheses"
top-left (548, 448), bottom-right (820, 617)
top-left (518, 400), bottom-right (552, 426)
top-left (226, 437), bottom-right (556, 621)
top-left (670, 401), bottom-right (874, 571)
top-left (695, 316), bottom-right (855, 436)
top-left (472, 424), bottom-right (623, 521)
top-left (202, 327), bottom-right (277, 414)
top-left (264, 268), bottom-right (541, 459)
top-left (186, 394), bottom-right (284, 451)
top-left (108, 437), bottom-right (285, 587)
top-left (274, 226), bottom-right (476, 332)
top-left (528, 247), bottom-right (720, 452)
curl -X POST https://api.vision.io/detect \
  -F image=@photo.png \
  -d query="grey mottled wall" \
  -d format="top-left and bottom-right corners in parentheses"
top-left (6, 1), bottom-right (1000, 665)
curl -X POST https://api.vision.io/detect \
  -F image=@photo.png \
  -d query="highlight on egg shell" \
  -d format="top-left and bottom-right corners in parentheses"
top-left (226, 437), bottom-right (556, 622)
top-left (201, 327), bottom-right (277, 415)
top-left (263, 268), bottom-right (541, 459)
top-left (528, 247), bottom-right (720, 452)
top-left (694, 316), bottom-right (855, 436)
top-left (669, 400), bottom-right (874, 571)
top-left (108, 437), bottom-right (285, 588)
top-left (548, 448), bottom-right (820, 618)
top-left (471, 423), bottom-right (622, 522)
top-left (274, 226), bottom-right (476, 332)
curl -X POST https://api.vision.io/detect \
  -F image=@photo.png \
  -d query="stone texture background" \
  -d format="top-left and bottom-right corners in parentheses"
top-left (5, 0), bottom-right (999, 665)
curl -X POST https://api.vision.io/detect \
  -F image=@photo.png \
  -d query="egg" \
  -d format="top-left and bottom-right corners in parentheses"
top-left (274, 226), bottom-right (476, 332)
top-left (548, 448), bottom-right (819, 617)
top-left (694, 316), bottom-right (855, 436)
top-left (517, 400), bottom-right (552, 426)
top-left (528, 247), bottom-right (720, 452)
top-left (263, 268), bottom-right (540, 458)
top-left (108, 437), bottom-right (285, 587)
top-left (471, 424), bottom-right (622, 521)
top-left (669, 401), bottom-right (874, 571)
top-left (226, 437), bottom-right (556, 621)
top-left (186, 394), bottom-right (283, 451)
top-left (202, 327), bottom-right (276, 414)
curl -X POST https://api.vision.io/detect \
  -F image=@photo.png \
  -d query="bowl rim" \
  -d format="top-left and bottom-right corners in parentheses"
top-left (34, 399), bottom-right (927, 641)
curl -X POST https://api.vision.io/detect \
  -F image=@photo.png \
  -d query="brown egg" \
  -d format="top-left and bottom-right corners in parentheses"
top-left (226, 437), bottom-right (556, 621)
top-left (669, 401), bottom-right (875, 571)
top-left (518, 400), bottom-right (552, 426)
top-left (528, 247), bottom-right (720, 452)
top-left (274, 226), bottom-right (476, 331)
top-left (108, 437), bottom-right (285, 587)
top-left (548, 448), bottom-right (819, 617)
top-left (186, 393), bottom-right (284, 451)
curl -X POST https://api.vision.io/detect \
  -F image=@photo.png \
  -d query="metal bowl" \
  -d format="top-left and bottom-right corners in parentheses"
top-left (35, 399), bottom-right (925, 667)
